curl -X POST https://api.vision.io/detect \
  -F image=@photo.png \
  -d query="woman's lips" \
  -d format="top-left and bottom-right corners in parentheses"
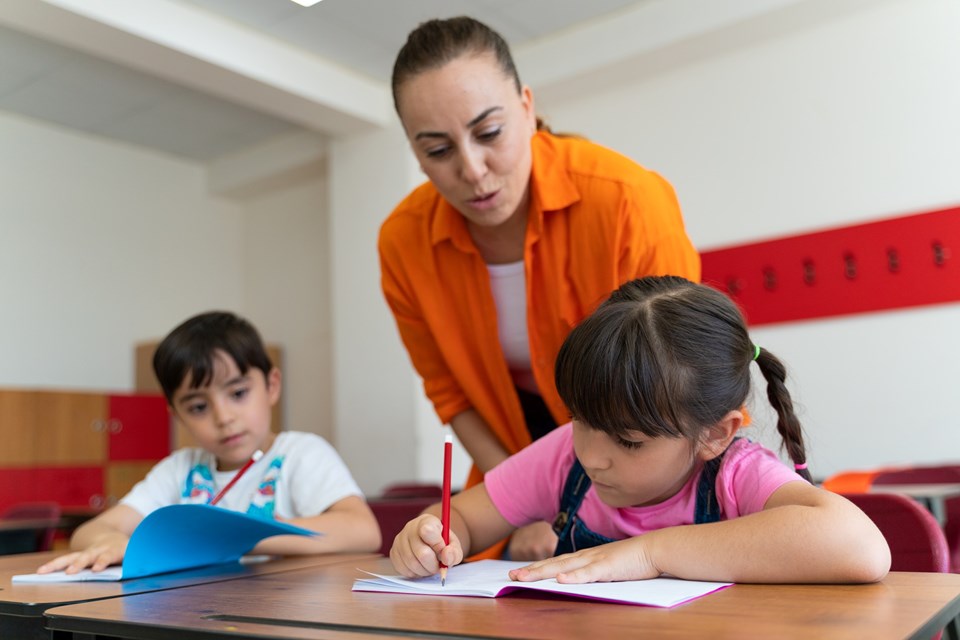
top-left (467, 190), bottom-right (499, 209)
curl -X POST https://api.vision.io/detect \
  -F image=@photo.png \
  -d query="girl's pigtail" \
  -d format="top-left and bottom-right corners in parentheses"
top-left (755, 347), bottom-right (813, 483)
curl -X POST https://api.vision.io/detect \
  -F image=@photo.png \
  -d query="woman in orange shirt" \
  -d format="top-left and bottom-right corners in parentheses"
top-left (379, 16), bottom-right (700, 560)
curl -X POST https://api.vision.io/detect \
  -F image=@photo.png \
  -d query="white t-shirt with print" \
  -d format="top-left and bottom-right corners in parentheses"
top-left (121, 431), bottom-right (363, 520)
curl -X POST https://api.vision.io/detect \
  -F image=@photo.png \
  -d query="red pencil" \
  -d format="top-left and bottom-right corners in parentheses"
top-left (440, 433), bottom-right (452, 586)
top-left (211, 449), bottom-right (263, 506)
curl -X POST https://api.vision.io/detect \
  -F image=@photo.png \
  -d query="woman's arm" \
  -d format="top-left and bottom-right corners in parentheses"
top-left (512, 482), bottom-right (891, 585)
top-left (450, 409), bottom-right (510, 473)
top-left (252, 495), bottom-right (382, 555)
top-left (36, 504), bottom-right (143, 574)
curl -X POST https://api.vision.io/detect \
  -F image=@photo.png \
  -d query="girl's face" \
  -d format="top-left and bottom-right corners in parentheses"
top-left (571, 420), bottom-right (700, 509)
top-left (395, 52), bottom-right (537, 231)
top-left (170, 350), bottom-right (279, 471)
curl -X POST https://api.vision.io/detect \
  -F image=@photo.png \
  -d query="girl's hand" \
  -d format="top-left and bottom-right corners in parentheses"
top-left (36, 538), bottom-right (128, 575)
top-left (389, 514), bottom-right (463, 578)
top-left (508, 537), bottom-right (659, 584)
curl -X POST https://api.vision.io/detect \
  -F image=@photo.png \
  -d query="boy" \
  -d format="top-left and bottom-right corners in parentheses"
top-left (38, 311), bottom-right (380, 575)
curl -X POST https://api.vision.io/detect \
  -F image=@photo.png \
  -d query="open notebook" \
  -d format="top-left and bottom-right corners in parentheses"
top-left (13, 504), bottom-right (317, 582)
top-left (352, 559), bottom-right (731, 608)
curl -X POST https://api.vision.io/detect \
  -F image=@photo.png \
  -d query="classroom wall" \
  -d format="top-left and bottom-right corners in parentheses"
top-left (0, 110), bottom-right (245, 391)
top-left (536, 0), bottom-right (960, 477)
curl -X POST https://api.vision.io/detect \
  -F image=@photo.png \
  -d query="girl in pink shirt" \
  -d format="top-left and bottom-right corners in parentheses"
top-left (391, 276), bottom-right (890, 584)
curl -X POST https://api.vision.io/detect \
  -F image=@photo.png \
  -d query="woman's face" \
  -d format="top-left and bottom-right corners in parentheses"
top-left (395, 52), bottom-right (537, 230)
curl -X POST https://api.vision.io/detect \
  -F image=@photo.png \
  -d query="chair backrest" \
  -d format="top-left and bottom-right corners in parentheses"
top-left (368, 496), bottom-right (439, 557)
top-left (379, 483), bottom-right (443, 500)
top-left (872, 465), bottom-right (960, 573)
top-left (842, 492), bottom-right (950, 573)
top-left (0, 501), bottom-right (61, 552)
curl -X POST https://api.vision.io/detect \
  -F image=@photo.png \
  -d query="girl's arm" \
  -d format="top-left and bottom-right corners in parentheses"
top-left (252, 495), bottom-right (382, 555)
top-left (36, 504), bottom-right (143, 574)
top-left (390, 483), bottom-right (516, 578)
top-left (512, 481), bottom-right (891, 585)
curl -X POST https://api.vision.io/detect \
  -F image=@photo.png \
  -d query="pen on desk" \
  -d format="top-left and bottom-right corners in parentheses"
top-left (210, 449), bottom-right (263, 506)
top-left (440, 433), bottom-right (452, 587)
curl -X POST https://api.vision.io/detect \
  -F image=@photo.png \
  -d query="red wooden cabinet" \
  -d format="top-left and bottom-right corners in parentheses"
top-left (0, 389), bottom-right (171, 512)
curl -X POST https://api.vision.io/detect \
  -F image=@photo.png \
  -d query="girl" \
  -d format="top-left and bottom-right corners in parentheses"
top-left (390, 276), bottom-right (890, 584)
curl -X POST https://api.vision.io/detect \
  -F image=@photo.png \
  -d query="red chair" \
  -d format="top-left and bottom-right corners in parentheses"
top-left (368, 496), bottom-right (439, 557)
top-left (872, 465), bottom-right (960, 573)
top-left (842, 492), bottom-right (950, 573)
top-left (0, 501), bottom-right (62, 553)
top-left (379, 483), bottom-right (443, 500)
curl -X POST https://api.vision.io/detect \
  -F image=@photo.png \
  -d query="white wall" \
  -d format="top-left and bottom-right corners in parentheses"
top-left (539, 0), bottom-right (960, 477)
top-left (242, 174), bottom-right (331, 441)
top-left (0, 111), bottom-right (244, 391)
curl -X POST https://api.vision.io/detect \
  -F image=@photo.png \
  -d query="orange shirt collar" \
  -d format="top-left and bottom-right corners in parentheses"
top-left (429, 132), bottom-right (581, 252)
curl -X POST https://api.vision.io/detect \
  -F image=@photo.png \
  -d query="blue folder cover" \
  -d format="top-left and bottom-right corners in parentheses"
top-left (121, 503), bottom-right (317, 579)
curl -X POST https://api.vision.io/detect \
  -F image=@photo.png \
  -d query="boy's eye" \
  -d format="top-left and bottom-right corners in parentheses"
top-left (186, 402), bottom-right (207, 415)
top-left (231, 387), bottom-right (250, 400)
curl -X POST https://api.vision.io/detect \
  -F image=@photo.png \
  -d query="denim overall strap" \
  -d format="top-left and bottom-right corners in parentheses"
top-left (551, 458), bottom-right (615, 555)
top-left (694, 437), bottom-right (739, 524)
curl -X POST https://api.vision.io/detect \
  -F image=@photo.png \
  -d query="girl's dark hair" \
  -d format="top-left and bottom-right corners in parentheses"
top-left (555, 276), bottom-right (811, 481)
top-left (392, 16), bottom-right (521, 113)
top-left (153, 311), bottom-right (273, 404)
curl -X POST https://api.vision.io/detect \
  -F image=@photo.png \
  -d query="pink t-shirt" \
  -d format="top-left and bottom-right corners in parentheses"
top-left (485, 423), bottom-right (804, 540)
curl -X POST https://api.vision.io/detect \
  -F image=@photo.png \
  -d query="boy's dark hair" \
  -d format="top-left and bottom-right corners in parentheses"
top-left (152, 311), bottom-right (273, 404)
top-left (555, 276), bottom-right (810, 480)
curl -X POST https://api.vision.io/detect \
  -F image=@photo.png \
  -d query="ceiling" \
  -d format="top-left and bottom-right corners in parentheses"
top-left (0, 0), bottom-right (645, 162)
top-left (0, 0), bottom-right (860, 167)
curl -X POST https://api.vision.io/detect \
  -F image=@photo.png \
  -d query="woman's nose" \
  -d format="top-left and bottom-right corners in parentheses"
top-left (458, 146), bottom-right (487, 184)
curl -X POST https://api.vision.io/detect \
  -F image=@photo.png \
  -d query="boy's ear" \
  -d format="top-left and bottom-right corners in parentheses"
top-left (697, 410), bottom-right (743, 461)
top-left (267, 367), bottom-right (282, 406)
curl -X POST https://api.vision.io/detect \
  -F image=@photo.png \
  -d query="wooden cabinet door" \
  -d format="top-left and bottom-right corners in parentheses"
top-left (0, 390), bottom-right (107, 466)
top-left (107, 394), bottom-right (171, 461)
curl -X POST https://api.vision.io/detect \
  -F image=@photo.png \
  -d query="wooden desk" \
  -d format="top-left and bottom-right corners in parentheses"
top-left (45, 556), bottom-right (960, 640)
top-left (871, 483), bottom-right (960, 525)
top-left (0, 550), bottom-right (376, 640)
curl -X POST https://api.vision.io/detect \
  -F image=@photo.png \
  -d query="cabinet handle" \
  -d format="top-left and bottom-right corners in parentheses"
top-left (107, 419), bottom-right (123, 434)
top-left (89, 494), bottom-right (106, 509)
top-left (90, 419), bottom-right (105, 432)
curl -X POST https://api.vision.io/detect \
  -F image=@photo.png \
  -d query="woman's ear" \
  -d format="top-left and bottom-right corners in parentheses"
top-left (697, 410), bottom-right (743, 461)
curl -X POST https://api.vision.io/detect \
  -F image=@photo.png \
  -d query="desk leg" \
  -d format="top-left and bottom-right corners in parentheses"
top-left (944, 615), bottom-right (960, 640)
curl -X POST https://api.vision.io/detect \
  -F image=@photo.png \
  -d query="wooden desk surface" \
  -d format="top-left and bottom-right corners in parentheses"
top-left (45, 556), bottom-right (960, 640)
top-left (0, 551), bottom-right (377, 640)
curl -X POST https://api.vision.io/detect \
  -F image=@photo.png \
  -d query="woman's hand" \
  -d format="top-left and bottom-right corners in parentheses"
top-left (36, 534), bottom-right (128, 575)
top-left (506, 521), bottom-right (557, 561)
top-left (508, 537), bottom-right (659, 584)
top-left (389, 514), bottom-right (464, 578)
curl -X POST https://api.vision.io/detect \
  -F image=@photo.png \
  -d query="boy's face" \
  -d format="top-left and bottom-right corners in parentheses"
top-left (170, 349), bottom-right (280, 471)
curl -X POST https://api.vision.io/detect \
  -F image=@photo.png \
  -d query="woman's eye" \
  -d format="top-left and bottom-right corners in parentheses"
top-left (477, 127), bottom-right (502, 142)
top-left (424, 145), bottom-right (451, 158)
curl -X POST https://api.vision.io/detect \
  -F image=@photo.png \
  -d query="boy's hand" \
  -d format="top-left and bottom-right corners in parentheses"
top-left (389, 514), bottom-right (463, 578)
top-left (508, 537), bottom-right (658, 584)
top-left (36, 535), bottom-right (128, 575)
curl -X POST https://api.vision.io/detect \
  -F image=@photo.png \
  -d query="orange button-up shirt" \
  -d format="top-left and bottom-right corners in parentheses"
top-left (379, 131), bottom-right (700, 490)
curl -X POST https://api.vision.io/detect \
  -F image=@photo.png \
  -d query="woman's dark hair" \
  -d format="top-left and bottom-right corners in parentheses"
top-left (392, 16), bottom-right (521, 113)
top-left (555, 276), bottom-right (811, 481)
top-left (153, 311), bottom-right (273, 404)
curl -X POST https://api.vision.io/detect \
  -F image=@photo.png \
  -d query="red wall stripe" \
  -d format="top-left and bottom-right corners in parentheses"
top-left (700, 205), bottom-right (960, 326)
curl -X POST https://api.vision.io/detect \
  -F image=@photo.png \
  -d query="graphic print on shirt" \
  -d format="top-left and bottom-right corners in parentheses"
top-left (247, 456), bottom-right (283, 520)
top-left (182, 464), bottom-right (215, 504)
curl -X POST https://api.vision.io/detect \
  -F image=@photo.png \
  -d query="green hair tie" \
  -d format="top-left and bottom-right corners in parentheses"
top-left (753, 344), bottom-right (761, 361)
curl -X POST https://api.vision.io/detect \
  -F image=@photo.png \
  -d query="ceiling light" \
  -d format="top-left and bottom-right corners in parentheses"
top-left (290, 0), bottom-right (323, 5)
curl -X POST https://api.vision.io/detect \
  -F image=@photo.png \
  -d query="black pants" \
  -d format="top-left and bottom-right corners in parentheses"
top-left (516, 386), bottom-right (558, 442)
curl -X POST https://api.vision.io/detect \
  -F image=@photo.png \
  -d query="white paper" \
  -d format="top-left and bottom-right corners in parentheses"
top-left (13, 566), bottom-right (123, 583)
top-left (352, 559), bottom-right (731, 608)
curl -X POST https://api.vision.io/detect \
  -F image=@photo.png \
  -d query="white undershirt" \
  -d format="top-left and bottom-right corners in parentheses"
top-left (487, 261), bottom-right (539, 393)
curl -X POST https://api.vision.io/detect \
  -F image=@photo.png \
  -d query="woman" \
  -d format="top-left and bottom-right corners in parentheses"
top-left (379, 16), bottom-right (700, 560)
